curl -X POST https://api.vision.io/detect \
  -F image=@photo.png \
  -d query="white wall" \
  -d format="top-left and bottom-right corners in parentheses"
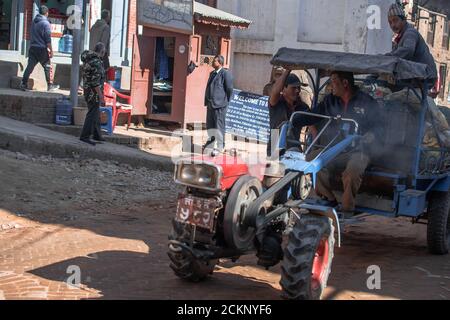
top-left (218, 0), bottom-right (396, 94)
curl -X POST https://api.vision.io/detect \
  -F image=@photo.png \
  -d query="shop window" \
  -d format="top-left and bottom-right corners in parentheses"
top-left (0, 0), bottom-right (12, 50)
top-left (152, 37), bottom-right (175, 115)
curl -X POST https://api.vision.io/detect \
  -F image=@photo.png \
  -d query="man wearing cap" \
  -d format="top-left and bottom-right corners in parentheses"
top-left (267, 69), bottom-right (310, 157)
top-left (386, 3), bottom-right (437, 83)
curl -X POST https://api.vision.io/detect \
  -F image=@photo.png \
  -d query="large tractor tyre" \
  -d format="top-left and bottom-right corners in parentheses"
top-left (224, 176), bottom-right (263, 251)
top-left (280, 215), bottom-right (335, 300)
top-left (168, 221), bottom-right (218, 282)
top-left (427, 191), bottom-right (450, 255)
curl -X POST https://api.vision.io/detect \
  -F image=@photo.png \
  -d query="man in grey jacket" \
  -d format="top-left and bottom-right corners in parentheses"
top-left (204, 55), bottom-right (233, 152)
top-left (386, 3), bottom-right (438, 83)
top-left (89, 9), bottom-right (111, 70)
top-left (20, 5), bottom-right (59, 91)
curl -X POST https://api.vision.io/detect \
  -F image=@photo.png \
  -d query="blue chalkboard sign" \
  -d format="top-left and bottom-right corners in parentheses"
top-left (225, 89), bottom-right (270, 143)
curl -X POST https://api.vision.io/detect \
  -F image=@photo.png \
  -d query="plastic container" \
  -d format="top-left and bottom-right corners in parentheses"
top-left (113, 68), bottom-right (122, 90)
top-left (58, 37), bottom-right (65, 53)
top-left (99, 107), bottom-right (113, 135)
top-left (62, 34), bottom-right (73, 54)
top-left (107, 67), bottom-right (115, 81)
top-left (55, 98), bottom-right (73, 125)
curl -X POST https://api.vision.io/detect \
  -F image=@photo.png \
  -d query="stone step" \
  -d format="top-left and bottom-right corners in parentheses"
top-left (0, 88), bottom-right (66, 124)
top-left (10, 75), bottom-right (47, 91)
top-left (0, 60), bottom-right (21, 89)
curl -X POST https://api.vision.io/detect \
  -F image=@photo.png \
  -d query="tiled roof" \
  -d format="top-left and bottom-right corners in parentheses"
top-left (193, 2), bottom-right (251, 28)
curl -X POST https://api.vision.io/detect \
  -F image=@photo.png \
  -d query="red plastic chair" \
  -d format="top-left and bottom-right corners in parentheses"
top-left (103, 82), bottom-right (133, 131)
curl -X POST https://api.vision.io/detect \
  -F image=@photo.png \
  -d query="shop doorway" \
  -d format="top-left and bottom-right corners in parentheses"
top-left (101, 0), bottom-right (111, 14)
top-left (0, 0), bottom-right (20, 51)
top-left (152, 37), bottom-right (175, 116)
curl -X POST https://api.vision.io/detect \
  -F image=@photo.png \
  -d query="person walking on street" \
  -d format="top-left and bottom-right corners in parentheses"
top-left (80, 42), bottom-right (107, 146)
top-left (204, 55), bottom-right (233, 152)
top-left (89, 9), bottom-right (111, 70)
top-left (20, 5), bottom-right (59, 92)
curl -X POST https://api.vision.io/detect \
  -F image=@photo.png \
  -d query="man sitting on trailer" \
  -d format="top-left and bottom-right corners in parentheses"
top-left (386, 3), bottom-right (437, 85)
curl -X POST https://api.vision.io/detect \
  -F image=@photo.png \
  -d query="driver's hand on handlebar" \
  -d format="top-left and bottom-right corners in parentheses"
top-left (361, 132), bottom-right (375, 145)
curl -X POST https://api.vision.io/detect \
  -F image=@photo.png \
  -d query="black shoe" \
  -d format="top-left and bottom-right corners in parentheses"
top-left (19, 82), bottom-right (28, 91)
top-left (93, 137), bottom-right (106, 142)
top-left (48, 84), bottom-right (60, 92)
top-left (80, 138), bottom-right (96, 146)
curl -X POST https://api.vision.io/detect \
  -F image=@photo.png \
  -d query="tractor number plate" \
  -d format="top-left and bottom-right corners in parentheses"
top-left (175, 195), bottom-right (219, 232)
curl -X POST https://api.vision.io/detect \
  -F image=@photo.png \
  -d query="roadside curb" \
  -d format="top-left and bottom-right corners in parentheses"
top-left (0, 116), bottom-right (175, 172)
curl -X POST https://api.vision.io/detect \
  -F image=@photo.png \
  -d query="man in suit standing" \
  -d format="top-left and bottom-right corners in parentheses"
top-left (204, 55), bottom-right (233, 152)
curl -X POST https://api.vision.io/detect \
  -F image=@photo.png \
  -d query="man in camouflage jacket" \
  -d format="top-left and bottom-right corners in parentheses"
top-left (80, 42), bottom-right (106, 145)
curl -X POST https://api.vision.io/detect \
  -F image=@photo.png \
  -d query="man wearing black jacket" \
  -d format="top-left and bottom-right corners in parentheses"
top-left (301, 71), bottom-right (382, 217)
top-left (204, 55), bottom-right (233, 152)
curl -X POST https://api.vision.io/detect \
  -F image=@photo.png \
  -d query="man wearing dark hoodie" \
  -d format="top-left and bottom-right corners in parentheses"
top-left (89, 9), bottom-right (111, 70)
top-left (80, 43), bottom-right (106, 146)
top-left (20, 6), bottom-right (59, 91)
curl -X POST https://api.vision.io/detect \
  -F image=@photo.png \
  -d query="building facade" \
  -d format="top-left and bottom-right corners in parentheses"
top-left (129, 0), bottom-right (250, 127)
top-left (0, 0), bottom-right (135, 88)
top-left (216, 0), bottom-right (398, 95)
top-left (213, 0), bottom-right (449, 104)
top-left (405, 1), bottom-right (450, 106)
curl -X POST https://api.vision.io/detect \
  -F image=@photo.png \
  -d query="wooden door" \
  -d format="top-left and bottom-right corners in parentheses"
top-left (131, 35), bottom-right (155, 116)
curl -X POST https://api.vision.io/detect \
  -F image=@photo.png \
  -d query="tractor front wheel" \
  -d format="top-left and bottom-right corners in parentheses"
top-left (280, 215), bottom-right (335, 300)
top-left (168, 221), bottom-right (218, 282)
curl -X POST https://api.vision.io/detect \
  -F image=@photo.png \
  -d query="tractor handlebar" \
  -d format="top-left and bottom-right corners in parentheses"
top-left (288, 111), bottom-right (360, 134)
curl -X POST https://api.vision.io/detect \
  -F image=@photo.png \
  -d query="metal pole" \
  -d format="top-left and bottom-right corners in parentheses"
top-left (70, 0), bottom-right (84, 109)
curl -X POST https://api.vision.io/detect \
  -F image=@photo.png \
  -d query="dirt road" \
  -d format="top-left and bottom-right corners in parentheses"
top-left (0, 149), bottom-right (449, 300)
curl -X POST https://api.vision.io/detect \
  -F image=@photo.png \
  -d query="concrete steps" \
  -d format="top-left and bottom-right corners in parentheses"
top-left (0, 89), bottom-right (66, 124)
top-left (10, 63), bottom-right (73, 91)
top-left (10, 76), bottom-right (48, 91)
